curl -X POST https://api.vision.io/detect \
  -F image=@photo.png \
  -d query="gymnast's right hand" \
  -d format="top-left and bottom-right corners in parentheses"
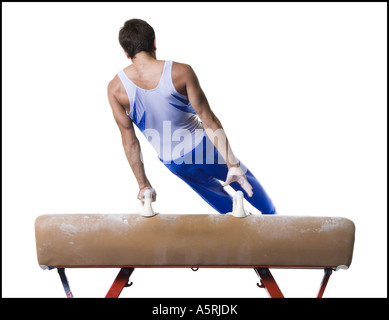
top-left (222, 166), bottom-right (253, 197)
top-left (138, 186), bottom-right (157, 205)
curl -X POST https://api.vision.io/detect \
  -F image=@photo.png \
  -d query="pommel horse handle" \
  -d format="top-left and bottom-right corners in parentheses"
top-left (140, 189), bottom-right (156, 217)
top-left (231, 191), bottom-right (248, 218)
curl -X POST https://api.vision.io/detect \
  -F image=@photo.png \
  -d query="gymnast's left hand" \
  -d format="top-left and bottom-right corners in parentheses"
top-left (138, 186), bottom-right (157, 205)
top-left (222, 166), bottom-right (253, 197)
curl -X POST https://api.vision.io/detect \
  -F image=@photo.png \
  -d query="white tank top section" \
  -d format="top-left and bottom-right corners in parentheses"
top-left (117, 60), bottom-right (205, 161)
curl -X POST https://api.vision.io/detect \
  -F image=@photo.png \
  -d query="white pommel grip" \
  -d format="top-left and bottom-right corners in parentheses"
top-left (231, 191), bottom-right (248, 218)
top-left (140, 189), bottom-right (156, 217)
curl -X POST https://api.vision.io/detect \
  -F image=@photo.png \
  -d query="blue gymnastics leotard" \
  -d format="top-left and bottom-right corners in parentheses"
top-left (117, 60), bottom-right (276, 214)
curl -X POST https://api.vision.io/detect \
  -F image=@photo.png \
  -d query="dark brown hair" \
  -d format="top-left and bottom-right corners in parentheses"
top-left (119, 19), bottom-right (155, 59)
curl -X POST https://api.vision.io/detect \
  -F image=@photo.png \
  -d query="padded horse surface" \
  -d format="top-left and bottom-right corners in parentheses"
top-left (35, 213), bottom-right (355, 269)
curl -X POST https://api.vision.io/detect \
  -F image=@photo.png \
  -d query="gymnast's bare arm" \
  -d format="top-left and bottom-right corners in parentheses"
top-left (107, 76), bottom-right (156, 203)
top-left (172, 62), bottom-right (253, 197)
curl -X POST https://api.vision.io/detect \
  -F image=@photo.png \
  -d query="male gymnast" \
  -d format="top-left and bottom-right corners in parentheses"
top-left (107, 19), bottom-right (276, 214)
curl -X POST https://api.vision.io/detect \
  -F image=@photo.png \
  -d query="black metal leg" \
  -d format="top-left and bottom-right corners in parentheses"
top-left (57, 268), bottom-right (74, 298)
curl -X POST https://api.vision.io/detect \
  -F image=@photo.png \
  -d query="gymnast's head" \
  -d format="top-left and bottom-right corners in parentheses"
top-left (119, 19), bottom-right (156, 60)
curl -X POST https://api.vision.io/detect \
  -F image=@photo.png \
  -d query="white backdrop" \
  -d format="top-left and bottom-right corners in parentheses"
top-left (2, 2), bottom-right (387, 298)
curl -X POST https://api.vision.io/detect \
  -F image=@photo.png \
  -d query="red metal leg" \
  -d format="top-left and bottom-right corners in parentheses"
top-left (254, 268), bottom-right (284, 298)
top-left (317, 268), bottom-right (332, 298)
top-left (105, 267), bottom-right (135, 298)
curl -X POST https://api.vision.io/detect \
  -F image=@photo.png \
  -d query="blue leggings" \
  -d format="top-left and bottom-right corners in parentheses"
top-left (160, 135), bottom-right (276, 214)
